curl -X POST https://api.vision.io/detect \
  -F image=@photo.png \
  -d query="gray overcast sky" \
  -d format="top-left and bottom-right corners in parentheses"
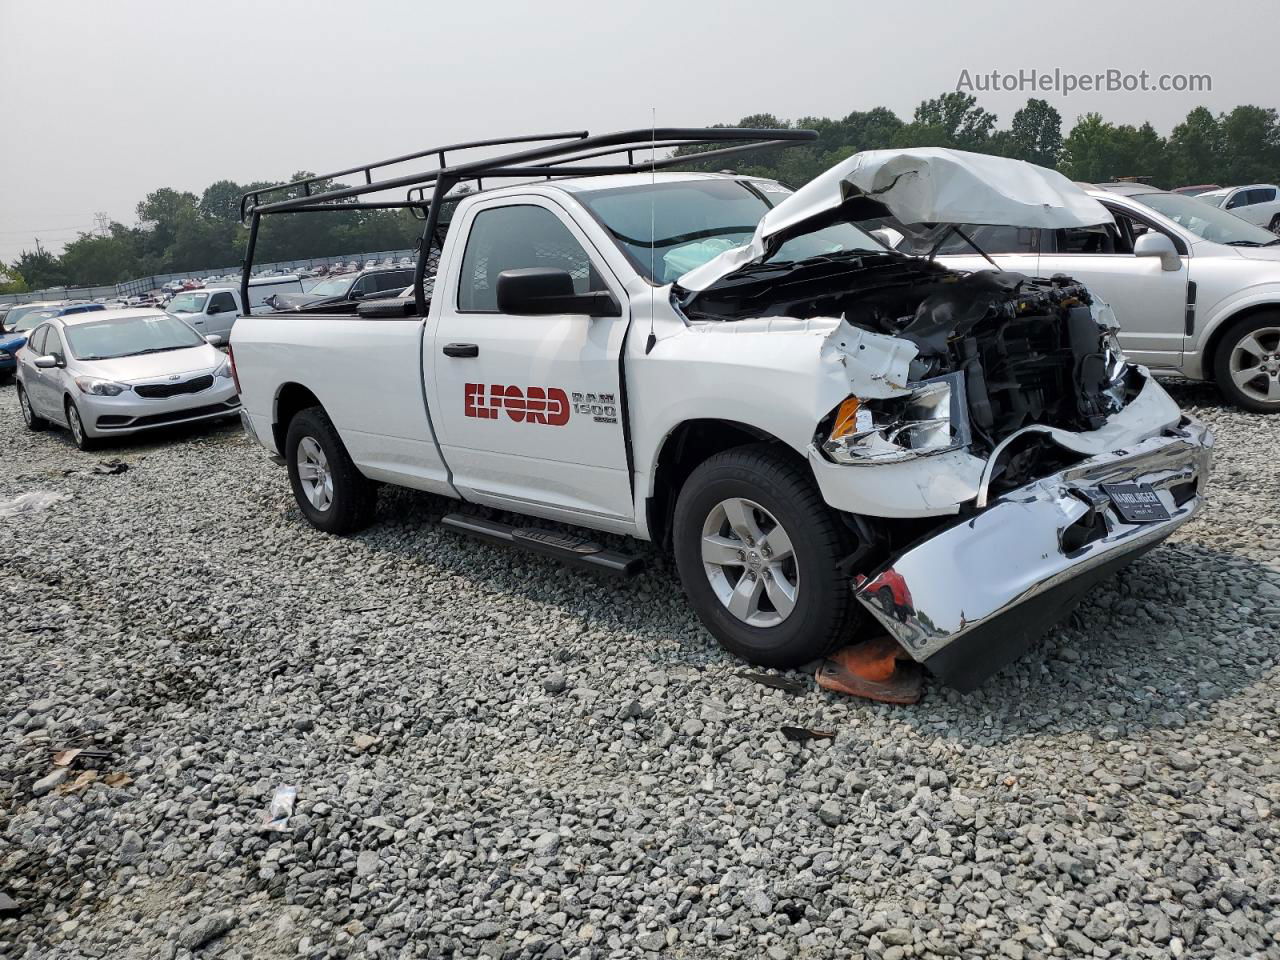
top-left (0, 0), bottom-right (1271, 262)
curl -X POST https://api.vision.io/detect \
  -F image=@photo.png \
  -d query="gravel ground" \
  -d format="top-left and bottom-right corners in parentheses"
top-left (1, 380), bottom-right (1278, 960)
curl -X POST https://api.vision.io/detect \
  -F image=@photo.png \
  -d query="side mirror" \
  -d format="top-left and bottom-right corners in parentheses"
top-left (205, 334), bottom-right (225, 346)
top-left (1134, 232), bottom-right (1181, 271)
top-left (34, 354), bottom-right (61, 369)
top-left (496, 268), bottom-right (620, 318)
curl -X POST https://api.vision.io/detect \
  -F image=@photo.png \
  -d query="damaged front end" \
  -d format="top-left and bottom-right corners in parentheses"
top-left (671, 148), bottom-right (1214, 690)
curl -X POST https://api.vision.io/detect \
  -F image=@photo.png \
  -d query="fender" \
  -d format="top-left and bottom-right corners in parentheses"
top-left (1189, 281), bottom-right (1280, 379)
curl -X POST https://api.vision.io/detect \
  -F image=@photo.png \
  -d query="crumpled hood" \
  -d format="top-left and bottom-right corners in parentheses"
top-left (679, 148), bottom-right (1114, 292)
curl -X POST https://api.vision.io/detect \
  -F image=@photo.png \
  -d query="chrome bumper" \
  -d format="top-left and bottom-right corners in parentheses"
top-left (855, 416), bottom-right (1213, 691)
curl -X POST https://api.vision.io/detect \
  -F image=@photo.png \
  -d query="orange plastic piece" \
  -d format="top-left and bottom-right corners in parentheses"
top-left (816, 636), bottom-right (923, 705)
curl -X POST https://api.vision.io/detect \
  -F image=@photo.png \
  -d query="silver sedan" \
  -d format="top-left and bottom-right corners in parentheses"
top-left (15, 309), bottom-right (241, 450)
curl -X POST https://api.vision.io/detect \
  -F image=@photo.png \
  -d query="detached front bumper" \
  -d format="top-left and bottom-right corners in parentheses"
top-left (855, 416), bottom-right (1213, 691)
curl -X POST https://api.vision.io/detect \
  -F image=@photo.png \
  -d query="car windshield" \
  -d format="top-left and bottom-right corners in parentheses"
top-left (6, 304), bottom-right (59, 332)
top-left (576, 180), bottom-right (890, 284)
top-left (307, 276), bottom-right (354, 297)
top-left (64, 313), bottom-right (205, 360)
top-left (1132, 192), bottom-right (1280, 245)
top-left (167, 292), bottom-right (209, 314)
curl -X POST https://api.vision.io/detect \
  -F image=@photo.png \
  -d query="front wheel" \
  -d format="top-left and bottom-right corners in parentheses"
top-left (285, 406), bottom-right (377, 534)
top-left (1213, 313), bottom-right (1280, 413)
top-left (1269, 214), bottom-right (1280, 236)
top-left (672, 444), bottom-right (862, 668)
top-left (65, 399), bottom-right (98, 450)
top-left (17, 384), bottom-right (46, 431)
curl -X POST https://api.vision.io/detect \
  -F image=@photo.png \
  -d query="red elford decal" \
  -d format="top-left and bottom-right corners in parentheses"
top-left (465, 383), bottom-right (571, 426)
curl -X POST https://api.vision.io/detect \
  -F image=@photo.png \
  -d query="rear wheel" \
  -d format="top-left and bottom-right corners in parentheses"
top-left (1213, 313), bottom-right (1280, 413)
top-left (17, 385), bottom-right (46, 431)
top-left (65, 399), bottom-right (98, 450)
top-left (672, 444), bottom-right (862, 668)
top-left (285, 406), bottom-right (377, 534)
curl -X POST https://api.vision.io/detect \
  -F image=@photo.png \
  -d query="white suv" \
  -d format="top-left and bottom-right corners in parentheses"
top-left (1198, 184), bottom-right (1280, 234)
top-left (923, 182), bottom-right (1280, 412)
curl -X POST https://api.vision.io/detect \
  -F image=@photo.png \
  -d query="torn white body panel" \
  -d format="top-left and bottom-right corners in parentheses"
top-left (679, 148), bottom-right (1114, 293)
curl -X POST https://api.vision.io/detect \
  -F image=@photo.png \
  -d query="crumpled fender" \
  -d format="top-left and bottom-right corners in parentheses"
top-left (818, 319), bottom-right (918, 398)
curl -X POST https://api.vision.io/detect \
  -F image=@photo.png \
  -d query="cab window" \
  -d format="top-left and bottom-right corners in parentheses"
top-left (208, 292), bottom-right (237, 313)
top-left (458, 204), bottom-right (604, 313)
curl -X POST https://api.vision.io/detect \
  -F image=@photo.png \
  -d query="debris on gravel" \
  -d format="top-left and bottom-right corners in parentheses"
top-left (1, 381), bottom-right (1278, 959)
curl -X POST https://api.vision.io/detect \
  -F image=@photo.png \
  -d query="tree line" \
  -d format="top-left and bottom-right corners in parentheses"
top-left (3, 174), bottom-right (422, 293)
top-left (4, 93), bottom-right (1279, 293)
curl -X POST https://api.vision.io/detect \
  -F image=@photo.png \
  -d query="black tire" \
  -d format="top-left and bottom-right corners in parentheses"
top-left (1269, 214), bottom-right (1280, 236)
top-left (285, 405), bottom-right (377, 534)
top-left (1212, 312), bottom-right (1280, 414)
top-left (672, 443), bottom-right (862, 668)
top-left (17, 384), bottom-right (46, 431)
top-left (64, 398), bottom-right (98, 450)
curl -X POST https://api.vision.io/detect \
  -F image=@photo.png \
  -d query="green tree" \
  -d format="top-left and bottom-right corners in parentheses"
top-left (1005, 98), bottom-right (1063, 168)
top-left (0, 265), bottom-right (28, 294)
top-left (12, 248), bottom-right (67, 290)
top-left (1167, 107), bottom-right (1223, 186)
top-left (60, 229), bottom-right (141, 286)
top-left (1217, 105), bottom-right (1280, 185)
top-left (906, 92), bottom-right (997, 149)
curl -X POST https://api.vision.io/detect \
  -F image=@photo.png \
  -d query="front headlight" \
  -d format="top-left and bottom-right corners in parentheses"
top-left (74, 376), bottom-right (128, 396)
top-left (213, 358), bottom-right (232, 379)
top-left (821, 372), bottom-right (970, 464)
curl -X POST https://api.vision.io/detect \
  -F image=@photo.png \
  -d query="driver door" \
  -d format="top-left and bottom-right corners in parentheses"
top-left (429, 197), bottom-right (634, 529)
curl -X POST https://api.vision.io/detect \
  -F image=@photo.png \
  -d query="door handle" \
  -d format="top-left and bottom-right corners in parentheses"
top-left (443, 343), bottom-right (479, 358)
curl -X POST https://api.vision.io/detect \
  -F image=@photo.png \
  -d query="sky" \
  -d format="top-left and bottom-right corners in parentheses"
top-left (1, 0), bottom-right (1272, 263)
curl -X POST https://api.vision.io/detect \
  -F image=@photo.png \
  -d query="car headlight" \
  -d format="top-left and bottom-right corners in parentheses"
top-left (74, 376), bottom-right (128, 396)
top-left (821, 372), bottom-right (970, 464)
top-left (213, 358), bottom-right (232, 379)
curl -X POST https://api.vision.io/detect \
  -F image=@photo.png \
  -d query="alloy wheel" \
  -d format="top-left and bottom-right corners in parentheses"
top-left (296, 436), bottom-right (334, 511)
top-left (19, 389), bottom-right (33, 426)
top-left (700, 497), bottom-right (799, 627)
top-left (1229, 325), bottom-right (1280, 405)
top-left (68, 405), bottom-right (85, 446)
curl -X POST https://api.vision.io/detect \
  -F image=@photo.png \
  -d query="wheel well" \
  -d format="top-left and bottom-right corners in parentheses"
top-left (646, 419), bottom-right (797, 550)
top-left (273, 383), bottom-right (321, 454)
top-left (1202, 304), bottom-right (1280, 381)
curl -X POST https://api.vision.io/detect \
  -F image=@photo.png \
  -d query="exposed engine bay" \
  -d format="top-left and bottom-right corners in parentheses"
top-left (675, 252), bottom-right (1138, 464)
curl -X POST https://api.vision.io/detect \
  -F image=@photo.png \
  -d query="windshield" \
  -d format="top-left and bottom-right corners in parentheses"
top-left (578, 179), bottom-right (887, 283)
top-left (64, 313), bottom-right (205, 360)
top-left (6, 304), bottom-right (58, 333)
top-left (307, 276), bottom-right (355, 298)
top-left (1132, 192), bottom-right (1280, 245)
top-left (167, 292), bottom-right (209, 314)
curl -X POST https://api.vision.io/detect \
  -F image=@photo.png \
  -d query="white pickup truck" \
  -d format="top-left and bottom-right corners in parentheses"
top-left (231, 132), bottom-right (1213, 691)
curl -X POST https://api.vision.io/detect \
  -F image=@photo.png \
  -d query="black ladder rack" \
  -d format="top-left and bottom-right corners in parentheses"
top-left (238, 127), bottom-right (817, 316)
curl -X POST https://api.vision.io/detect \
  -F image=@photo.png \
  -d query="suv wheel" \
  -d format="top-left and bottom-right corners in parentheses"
top-left (672, 444), bottom-right (862, 668)
top-left (1214, 313), bottom-right (1280, 413)
top-left (18, 385), bottom-right (46, 431)
top-left (285, 406), bottom-right (377, 534)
